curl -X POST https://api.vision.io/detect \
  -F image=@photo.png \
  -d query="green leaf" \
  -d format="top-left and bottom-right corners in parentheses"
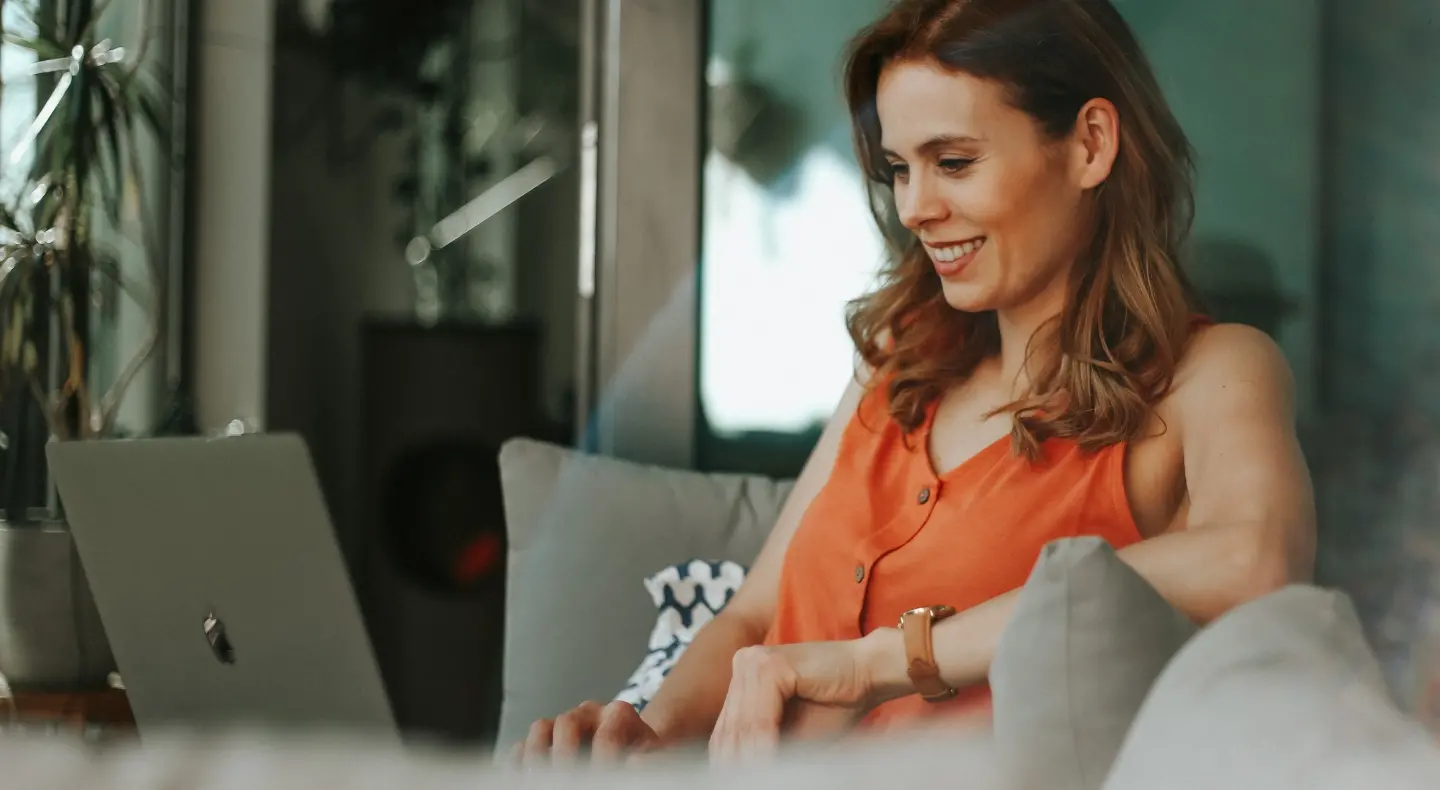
top-left (90, 252), bottom-right (146, 306)
top-left (60, 73), bottom-right (93, 199)
top-left (124, 59), bottom-right (173, 98)
top-left (93, 80), bottom-right (125, 224)
top-left (4, 308), bottom-right (24, 366)
top-left (21, 340), bottom-right (37, 376)
top-left (2, 33), bottom-right (66, 61)
top-left (33, 185), bottom-right (62, 231)
top-left (133, 87), bottom-right (168, 139)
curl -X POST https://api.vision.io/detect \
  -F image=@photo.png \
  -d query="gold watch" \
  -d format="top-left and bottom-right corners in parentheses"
top-left (897, 605), bottom-right (958, 702)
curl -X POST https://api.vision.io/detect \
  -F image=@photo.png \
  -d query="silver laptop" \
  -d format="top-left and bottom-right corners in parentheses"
top-left (47, 433), bottom-right (397, 740)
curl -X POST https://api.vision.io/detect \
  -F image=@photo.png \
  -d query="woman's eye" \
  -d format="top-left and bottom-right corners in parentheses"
top-left (938, 157), bottom-right (975, 174)
top-left (887, 162), bottom-right (910, 182)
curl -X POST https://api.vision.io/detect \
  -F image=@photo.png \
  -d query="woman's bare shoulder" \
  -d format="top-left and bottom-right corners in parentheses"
top-left (1175, 322), bottom-right (1292, 387)
top-left (1164, 321), bottom-right (1296, 426)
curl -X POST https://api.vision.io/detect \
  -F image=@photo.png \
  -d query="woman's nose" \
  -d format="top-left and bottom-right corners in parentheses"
top-left (898, 177), bottom-right (949, 230)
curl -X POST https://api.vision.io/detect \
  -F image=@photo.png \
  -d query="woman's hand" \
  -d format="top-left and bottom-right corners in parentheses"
top-left (514, 700), bottom-right (661, 766)
top-left (709, 634), bottom-right (899, 762)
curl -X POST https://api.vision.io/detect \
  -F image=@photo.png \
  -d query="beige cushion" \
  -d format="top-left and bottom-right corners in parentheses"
top-left (990, 536), bottom-right (1198, 790)
top-left (496, 438), bottom-right (793, 750)
top-left (1103, 586), bottom-right (1440, 790)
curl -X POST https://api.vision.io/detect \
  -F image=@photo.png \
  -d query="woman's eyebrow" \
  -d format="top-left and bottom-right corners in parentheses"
top-left (880, 133), bottom-right (985, 158)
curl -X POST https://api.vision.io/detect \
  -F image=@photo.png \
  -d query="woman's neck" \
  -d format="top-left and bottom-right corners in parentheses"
top-left (995, 289), bottom-right (1066, 392)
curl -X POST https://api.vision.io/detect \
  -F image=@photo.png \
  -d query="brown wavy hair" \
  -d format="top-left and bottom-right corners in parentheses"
top-left (843, 0), bottom-right (1203, 459)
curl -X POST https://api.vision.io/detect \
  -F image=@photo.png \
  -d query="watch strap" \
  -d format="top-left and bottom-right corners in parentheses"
top-left (899, 605), bottom-right (957, 702)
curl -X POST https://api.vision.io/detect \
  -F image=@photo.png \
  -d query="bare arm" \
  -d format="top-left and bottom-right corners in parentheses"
top-left (706, 325), bottom-right (1317, 760)
top-left (641, 375), bottom-right (869, 745)
top-left (859, 324), bottom-right (1317, 697)
top-left (520, 370), bottom-right (873, 764)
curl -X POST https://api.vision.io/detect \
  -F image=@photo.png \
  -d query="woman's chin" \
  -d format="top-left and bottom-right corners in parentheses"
top-left (939, 282), bottom-right (994, 313)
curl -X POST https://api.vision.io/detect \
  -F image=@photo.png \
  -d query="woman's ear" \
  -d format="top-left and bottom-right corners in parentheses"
top-left (1072, 98), bottom-right (1120, 190)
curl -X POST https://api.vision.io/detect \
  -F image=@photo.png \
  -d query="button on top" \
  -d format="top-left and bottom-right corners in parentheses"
top-left (854, 564), bottom-right (865, 583)
top-left (917, 487), bottom-right (932, 505)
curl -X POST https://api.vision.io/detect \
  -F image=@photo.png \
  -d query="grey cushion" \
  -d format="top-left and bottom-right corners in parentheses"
top-left (1103, 586), bottom-right (1440, 790)
top-left (496, 438), bottom-right (793, 749)
top-left (990, 536), bottom-right (1198, 790)
top-left (0, 726), bottom-right (1005, 790)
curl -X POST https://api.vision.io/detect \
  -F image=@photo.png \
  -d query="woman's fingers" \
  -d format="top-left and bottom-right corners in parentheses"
top-left (521, 718), bottom-right (556, 766)
top-left (592, 701), bottom-right (654, 763)
top-left (710, 647), bottom-right (788, 763)
top-left (520, 700), bottom-right (645, 767)
top-left (551, 702), bottom-right (602, 764)
top-left (709, 695), bottom-right (739, 762)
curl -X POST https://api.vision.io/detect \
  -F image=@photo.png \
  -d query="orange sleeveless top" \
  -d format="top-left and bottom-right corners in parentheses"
top-left (763, 383), bottom-right (1142, 730)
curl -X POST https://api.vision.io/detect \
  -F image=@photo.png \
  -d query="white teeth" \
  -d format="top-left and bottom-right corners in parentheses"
top-left (931, 238), bottom-right (985, 262)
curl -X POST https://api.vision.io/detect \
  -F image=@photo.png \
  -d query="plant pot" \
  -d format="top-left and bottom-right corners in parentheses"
top-left (0, 518), bottom-right (115, 691)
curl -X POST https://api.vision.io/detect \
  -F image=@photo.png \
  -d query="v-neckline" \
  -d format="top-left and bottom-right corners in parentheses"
top-left (920, 400), bottom-right (1013, 482)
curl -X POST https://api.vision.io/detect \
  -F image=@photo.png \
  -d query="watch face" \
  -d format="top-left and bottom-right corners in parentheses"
top-left (898, 606), bottom-right (932, 628)
top-left (899, 605), bottom-right (957, 628)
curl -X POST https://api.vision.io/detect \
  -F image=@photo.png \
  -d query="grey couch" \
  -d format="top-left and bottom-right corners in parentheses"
top-left (3, 438), bottom-right (1440, 789)
top-left (494, 438), bottom-right (1440, 789)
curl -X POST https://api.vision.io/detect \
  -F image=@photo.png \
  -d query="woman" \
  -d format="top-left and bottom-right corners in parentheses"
top-left (519, 0), bottom-right (1315, 764)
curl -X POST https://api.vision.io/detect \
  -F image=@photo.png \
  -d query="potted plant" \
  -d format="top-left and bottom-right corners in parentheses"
top-left (0, 0), bottom-right (173, 692)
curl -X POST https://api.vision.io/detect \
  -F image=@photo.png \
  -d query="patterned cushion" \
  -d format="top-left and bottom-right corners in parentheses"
top-left (616, 560), bottom-right (748, 710)
top-left (496, 439), bottom-right (790, 749)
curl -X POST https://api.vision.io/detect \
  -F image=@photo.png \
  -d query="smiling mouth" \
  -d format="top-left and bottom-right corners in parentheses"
top-left (924, 236), bottom-right (986, 276)
top-left (926, 237), bottom-right (986, 262)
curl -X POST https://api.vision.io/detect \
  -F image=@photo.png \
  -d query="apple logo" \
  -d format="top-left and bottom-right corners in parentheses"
top-left (203, 611), bottom-right (237, 666)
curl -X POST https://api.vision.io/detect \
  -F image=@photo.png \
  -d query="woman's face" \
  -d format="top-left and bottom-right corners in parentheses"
top-left (876, 59), bottom-right (1097, 317)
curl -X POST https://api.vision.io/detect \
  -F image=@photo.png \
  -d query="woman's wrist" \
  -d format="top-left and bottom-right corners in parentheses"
top-left (641, 698), bottom-right (721, 747)
top-left (856, 627), bottom-right (913, 705)
top-left (638, 708), bottom-right (676, 744)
